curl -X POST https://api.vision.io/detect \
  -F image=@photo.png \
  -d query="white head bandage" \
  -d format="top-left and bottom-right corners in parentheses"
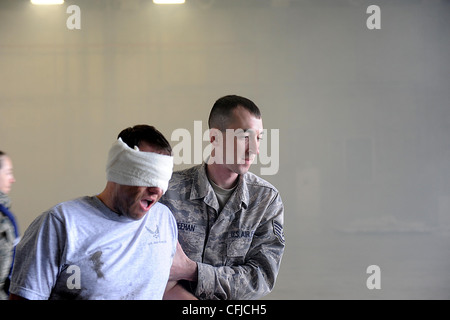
top-left (106, 138), bottom-right (174, 193)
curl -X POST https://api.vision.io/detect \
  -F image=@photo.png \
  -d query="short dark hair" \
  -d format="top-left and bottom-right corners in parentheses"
top-left (118, 125), bottom-right (172, 156)
top-left (208, 95), bottom-right (261, 130)
top-left (0, 151), bottom-right (6, 170)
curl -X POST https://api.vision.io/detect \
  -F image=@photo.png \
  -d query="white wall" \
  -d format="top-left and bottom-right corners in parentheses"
top-left (1, 0), bottom-right (449, 299)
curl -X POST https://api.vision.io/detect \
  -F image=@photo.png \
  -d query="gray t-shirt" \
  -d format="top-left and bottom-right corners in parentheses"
top-left (9, 196), bottom-right (177, 300)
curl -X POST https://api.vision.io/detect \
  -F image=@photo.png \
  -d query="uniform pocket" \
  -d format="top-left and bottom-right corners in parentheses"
top-left (225, 238), bottom-right (251, 265)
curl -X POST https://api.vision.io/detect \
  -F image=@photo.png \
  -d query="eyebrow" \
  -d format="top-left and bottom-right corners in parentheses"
top-left (241, 129), bottom-right (264, 135)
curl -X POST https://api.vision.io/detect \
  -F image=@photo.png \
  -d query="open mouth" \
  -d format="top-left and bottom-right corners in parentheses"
top-left (140, 199), bottom-right (155, 211)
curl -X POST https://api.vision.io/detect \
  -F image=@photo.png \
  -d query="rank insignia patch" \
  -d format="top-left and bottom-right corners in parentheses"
top-left (273, 220), bottom-right (285, 244)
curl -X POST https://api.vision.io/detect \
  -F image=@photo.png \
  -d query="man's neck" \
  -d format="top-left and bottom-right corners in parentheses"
top-left (96, 183), bottom-right (116, 213)
top-left (206, 162), bottom-right (239, 190)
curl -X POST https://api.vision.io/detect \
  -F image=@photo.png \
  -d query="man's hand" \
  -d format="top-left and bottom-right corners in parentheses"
top-left (169, 241), bottom-right (198, 282)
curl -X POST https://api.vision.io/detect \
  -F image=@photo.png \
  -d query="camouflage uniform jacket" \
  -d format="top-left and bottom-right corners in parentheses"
top-left (0, 210), bottom-right (15, 300)
top-left (160, 163), bottom-right (285, 300)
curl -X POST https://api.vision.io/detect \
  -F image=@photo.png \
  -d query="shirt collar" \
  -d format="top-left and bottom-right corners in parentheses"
top-left (190, 163), bottom-right (249, 211)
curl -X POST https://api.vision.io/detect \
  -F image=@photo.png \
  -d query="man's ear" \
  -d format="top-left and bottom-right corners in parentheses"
top-left (209, 128), bottom-right (222, 145)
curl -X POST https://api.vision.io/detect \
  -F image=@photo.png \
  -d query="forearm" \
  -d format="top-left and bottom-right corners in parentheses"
top-left (169, 241), bottom-right (199, 282)
top-left (163, 281), bottom-right (198, 300)
top-left (195, 227), bottom-right (285, 300)
top-left (181, 259), bottom-right (198, 282)
top-left (195, 260), bottom-right (275, 300)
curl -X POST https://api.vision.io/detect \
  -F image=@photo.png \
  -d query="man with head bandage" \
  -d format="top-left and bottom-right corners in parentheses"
top-left (106, 137), bottom-right (173, 194)
top-left (9, 125), bottom-right (195, 300)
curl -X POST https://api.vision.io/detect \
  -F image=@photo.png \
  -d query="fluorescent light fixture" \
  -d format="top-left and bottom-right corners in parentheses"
top-left (153, 0), bottom-right (185, 4)
top-left (31, 0), bottom-right (64, 4)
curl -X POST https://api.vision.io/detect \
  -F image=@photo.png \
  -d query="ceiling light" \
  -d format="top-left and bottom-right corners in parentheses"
top-left (30, 0), bottom-right (64, 4)
top-left (153, 0), bottom-right (185, 4)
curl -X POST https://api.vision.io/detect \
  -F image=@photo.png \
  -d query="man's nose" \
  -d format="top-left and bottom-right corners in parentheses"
top-left (147, 186), bottom-right (162, 195)
top-left (247, 136), bottom-right (260, 156)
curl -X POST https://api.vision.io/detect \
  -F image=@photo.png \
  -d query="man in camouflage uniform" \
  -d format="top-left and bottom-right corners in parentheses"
top-left (161, 95), bottom-right (285, 300)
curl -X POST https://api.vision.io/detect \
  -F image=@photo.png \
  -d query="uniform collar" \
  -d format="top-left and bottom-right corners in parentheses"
top-left (190, 163), bottom-right (249, 211)
top-left (0, 191), bottom-right (11, 209)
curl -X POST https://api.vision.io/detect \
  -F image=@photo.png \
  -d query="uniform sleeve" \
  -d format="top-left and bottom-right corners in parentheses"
top-left (195, 193), bottom-right (285, 300)
top-left (9, 211), bottom-right (66, 300)
top-left (0, 218), bottom-right (14, 299)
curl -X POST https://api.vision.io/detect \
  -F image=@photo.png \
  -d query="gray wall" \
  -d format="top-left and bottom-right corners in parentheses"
top-left (1, 0), bottom-right (449, 299)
